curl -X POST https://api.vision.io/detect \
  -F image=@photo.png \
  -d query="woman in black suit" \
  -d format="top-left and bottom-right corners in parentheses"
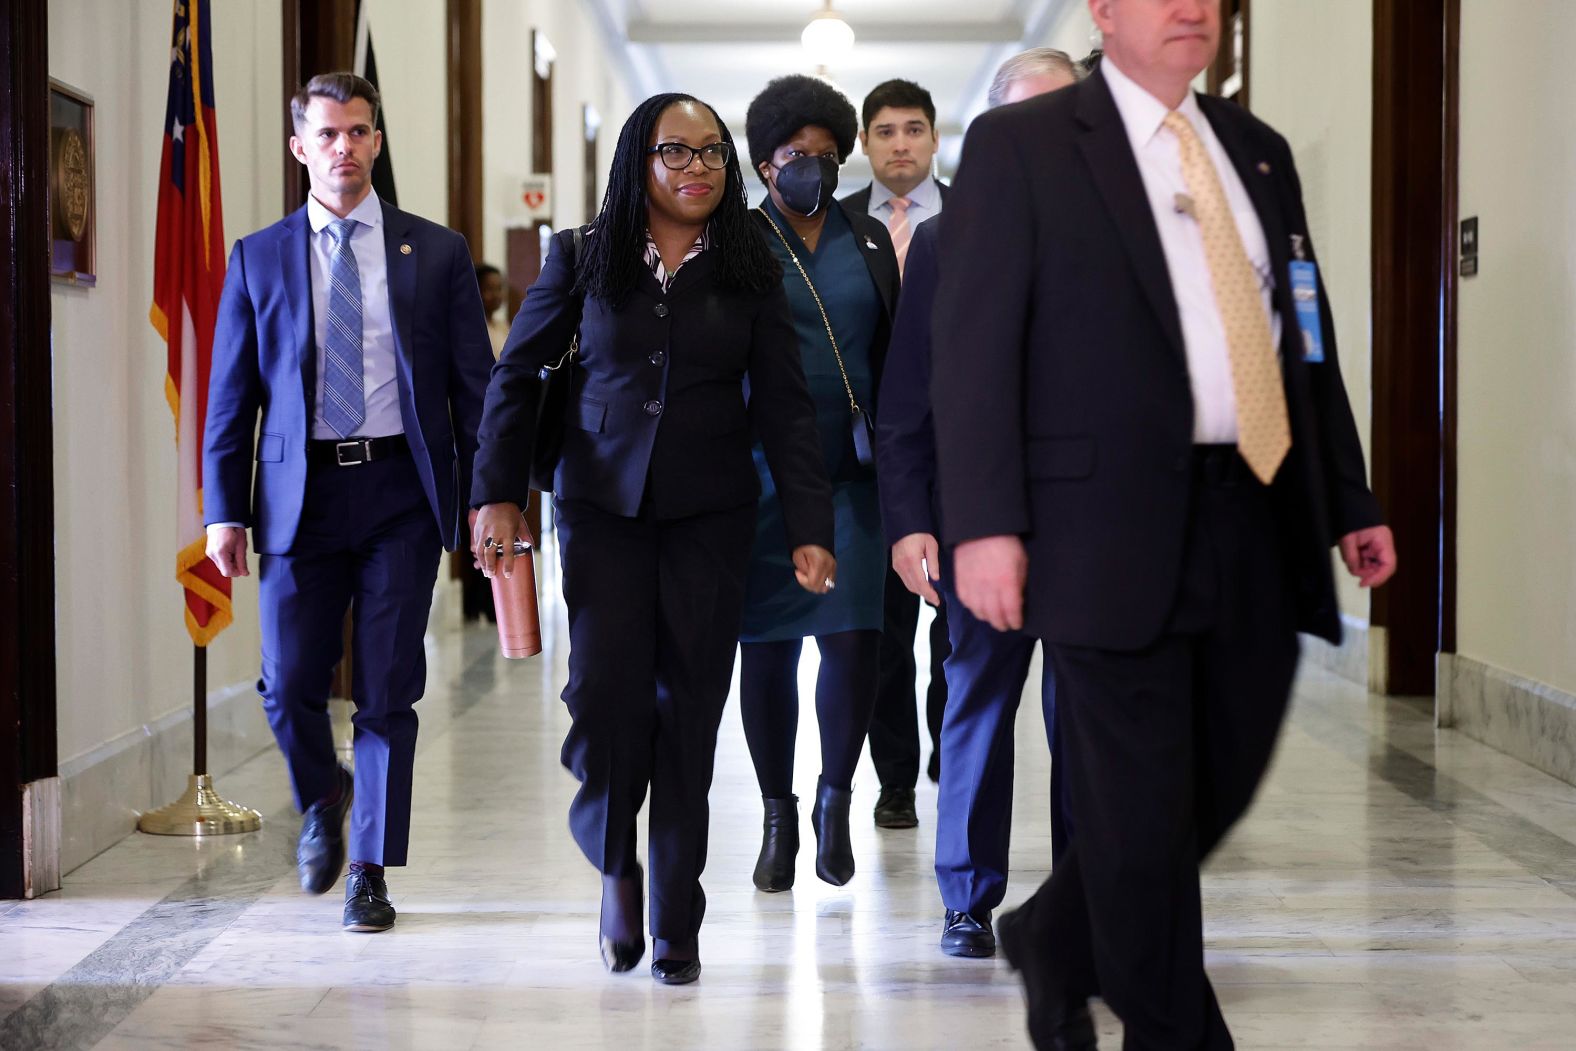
top-left (469, 94), bottom-right (835, 985)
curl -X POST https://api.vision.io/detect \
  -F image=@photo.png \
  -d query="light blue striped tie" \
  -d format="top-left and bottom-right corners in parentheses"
top-left (321, 218), bottom-right (365, 438)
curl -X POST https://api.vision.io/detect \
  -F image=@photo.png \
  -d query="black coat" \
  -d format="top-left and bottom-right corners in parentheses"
top-left (471, 230), bottom-right (834, 554)
top-left (932, 69), bottom-right (1381, 649)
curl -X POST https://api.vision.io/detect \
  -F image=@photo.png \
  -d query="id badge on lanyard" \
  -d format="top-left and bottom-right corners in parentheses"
top-left (1289, 235), bottom-right (1324, 363)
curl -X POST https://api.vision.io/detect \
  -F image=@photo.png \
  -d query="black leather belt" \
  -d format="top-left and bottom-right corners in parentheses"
top-left (308, 434), bottom-right (409, 466)
top-left (1191, 444), bottom-right (1251, 486)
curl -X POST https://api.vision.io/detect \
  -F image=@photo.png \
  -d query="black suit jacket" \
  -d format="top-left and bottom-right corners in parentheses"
top-left (839, 178), bottom-right (950, 219)
top-left (874, 214), bottom-right (943, 546)
top-left (471, 229), bottom-right (834, 554)
top-left (932, 69), bottom-right (1381, 649)
top-left (750, 200), bottom-right (902, 412)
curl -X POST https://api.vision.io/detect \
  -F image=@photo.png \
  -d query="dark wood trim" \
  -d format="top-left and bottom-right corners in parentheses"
top-left (1439, 0), bottom-right (1460, 655)
top-left (283, 0), bottom-right (355, 213)
top-left (1370, 0), bottom-right (1457, 694)
top-left (1206, 0), bottom-right (1251, 109)
top-left (531, 30), bottom-right (554, 175)
top-left (282, 0), bottom-right (302, 214)
top-left (446, 0), bottom-right (483, 258)
top-left (0, 0), bottom-right (58, 898)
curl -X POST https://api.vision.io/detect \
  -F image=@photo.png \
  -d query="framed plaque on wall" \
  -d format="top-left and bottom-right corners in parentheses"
top-left (49, 79), bottom-right (96, 286)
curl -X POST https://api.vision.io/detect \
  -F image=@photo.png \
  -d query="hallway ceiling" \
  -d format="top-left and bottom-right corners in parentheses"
top-left (581, 0), bottom-right (1086, 180)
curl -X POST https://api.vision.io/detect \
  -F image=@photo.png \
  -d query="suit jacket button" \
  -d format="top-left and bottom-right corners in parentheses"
top-left (653, 303), bottom-right (669, 318)
top-left (644, 399), bottom-right (663, 416)
top-left (649, 350), bottom-right (666, 366)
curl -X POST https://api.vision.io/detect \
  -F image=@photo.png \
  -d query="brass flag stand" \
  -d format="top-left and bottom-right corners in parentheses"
top-left (138, 645), bottom-right (261, 836)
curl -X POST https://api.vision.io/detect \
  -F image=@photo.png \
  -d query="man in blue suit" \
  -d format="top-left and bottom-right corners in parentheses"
top-left (204, 73), bottom-right (492, 932)
top-left (874, 49), bottom-right (1082, 960)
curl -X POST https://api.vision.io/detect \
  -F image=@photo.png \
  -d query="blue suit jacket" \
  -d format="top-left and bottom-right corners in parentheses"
top-left (204, 200), bottom-right (493, 554)
top-left (874, 214), bottom-right (943, 549)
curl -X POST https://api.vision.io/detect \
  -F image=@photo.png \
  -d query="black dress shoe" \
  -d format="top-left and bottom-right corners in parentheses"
top-left (998, 906), bottom-right (1096, 1050)
top-left (298, 766), bottom-right (353, 896)
top-left (940, 909), bottom-right (996, 958)
top-left (873, 786), bottom-right (919, 829)
top-left (650, 958), bottom-right (702, 985)
top-left (342, 871), bottom-right (396, 932)
top-left (810, 777), bottom-right (855, 886)
top-left (600, 864), bottom-right (646, 973)
top-left (752, 796), bottom-right (799, 892)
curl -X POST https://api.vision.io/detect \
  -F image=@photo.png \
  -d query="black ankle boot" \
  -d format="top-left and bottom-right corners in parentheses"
top-left (810, 777), bottom-right (855, 886)
top-left (752, 795), bottom-right (799, 892)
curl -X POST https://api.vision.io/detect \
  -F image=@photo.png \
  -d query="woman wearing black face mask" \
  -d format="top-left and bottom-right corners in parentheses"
top-left (739, 74), bottom-right (902, 893)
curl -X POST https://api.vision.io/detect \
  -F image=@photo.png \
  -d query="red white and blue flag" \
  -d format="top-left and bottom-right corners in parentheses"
top-left (150, 0), bottom-right (231, 646)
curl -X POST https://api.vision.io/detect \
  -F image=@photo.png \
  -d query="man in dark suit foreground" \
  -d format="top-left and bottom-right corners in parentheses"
top-left (876, 49), bottom-right (1083, 960)
top-left (205, 73), bottom-right (492, 932)
top-left (932, 0), bottom-right (1396, 1046)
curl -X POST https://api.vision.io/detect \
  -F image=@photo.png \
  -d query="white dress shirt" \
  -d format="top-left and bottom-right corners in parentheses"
top-left (867, 173), bottom-right (943, 228)
top-left (306, 192), bottom-right (403, 440)
top-left (1101, 57), bottom-right (1279, 444)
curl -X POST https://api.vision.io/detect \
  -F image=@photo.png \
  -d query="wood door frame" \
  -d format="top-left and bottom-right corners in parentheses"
top-left (1369, 0), bottom-right (1460, 694)
top-left (1, 0), bottom-right (58, 899)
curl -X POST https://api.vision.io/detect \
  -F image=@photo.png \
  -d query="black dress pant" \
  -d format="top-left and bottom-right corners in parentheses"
top-left (869, 568), bottom-right (951, 789)
top-left (554, 497), bottom-right (757, 944)
top-left (1019, 449), bottom-right (1300, 1050)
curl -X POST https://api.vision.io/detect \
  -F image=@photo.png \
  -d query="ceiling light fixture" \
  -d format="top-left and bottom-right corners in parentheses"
top-left (801, 1), bottom-right (855, 71)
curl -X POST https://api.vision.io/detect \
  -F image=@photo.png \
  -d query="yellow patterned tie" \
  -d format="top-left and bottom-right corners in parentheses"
top-left (1162, 110), bottom-right (1290, 484)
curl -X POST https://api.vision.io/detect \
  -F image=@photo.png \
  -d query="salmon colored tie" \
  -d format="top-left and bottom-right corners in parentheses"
top-left (887, 196), bottom-right (913, 277)
top-left (1163, 110), bottom-right (1290, 484)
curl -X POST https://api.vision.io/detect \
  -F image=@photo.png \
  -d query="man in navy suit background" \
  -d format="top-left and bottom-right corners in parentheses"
top-left (204, 73), bottom-right (492, 932)
top-left (874, 48), bottom-right (1082, 961)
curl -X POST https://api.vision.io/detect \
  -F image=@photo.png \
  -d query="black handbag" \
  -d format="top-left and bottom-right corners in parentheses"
top-left (528, 226), bottom-right (586, 493)
top-left (757, 208), bottom-right (878, 476)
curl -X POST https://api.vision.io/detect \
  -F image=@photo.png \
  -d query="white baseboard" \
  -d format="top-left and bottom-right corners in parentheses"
top-left (57, 679), bottom-right (275, 875)
top-left (1301, 614), bottom-right (1370, 688)
top-left (1438, 653), bottom-right (1576, 788)
top-left (23, 777), bottom-right (61, 897)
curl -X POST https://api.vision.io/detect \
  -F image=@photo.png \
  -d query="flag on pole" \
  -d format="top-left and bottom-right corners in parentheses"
top-left (151, 0), bottom-right (232, 647)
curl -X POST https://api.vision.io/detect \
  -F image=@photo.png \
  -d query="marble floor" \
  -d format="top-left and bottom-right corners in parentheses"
top-left (5, 582), bottom-right (1576, 1050)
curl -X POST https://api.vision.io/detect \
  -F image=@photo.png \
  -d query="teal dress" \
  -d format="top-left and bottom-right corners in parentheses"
top-left (741, 201), bottom-right (885, 643)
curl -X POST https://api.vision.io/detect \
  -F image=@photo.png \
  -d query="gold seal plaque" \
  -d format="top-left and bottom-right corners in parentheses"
top-left (52, 127), bottom-right (90, 242)
top-left (50, 79), bottom-right (96, 285)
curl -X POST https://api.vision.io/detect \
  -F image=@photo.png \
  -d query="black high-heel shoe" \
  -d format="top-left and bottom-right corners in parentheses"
top-left (810, 777), bottom-right (855, 886)
top-left (752, 795), bottom-right (799, 892)
top-left (599, 864), bottom-right (646, 973)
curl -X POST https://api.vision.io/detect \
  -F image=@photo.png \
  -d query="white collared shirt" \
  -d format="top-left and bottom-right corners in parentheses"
top-left (1101, 57), bottom-right (1278, 444)
top-left (867, 174), bottom-right (943, 229)
top-left (306, 192), bottom-right (403, 439)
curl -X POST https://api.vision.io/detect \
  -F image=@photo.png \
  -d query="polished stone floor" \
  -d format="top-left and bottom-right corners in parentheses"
top-left (5, 582), bottom-right (1576, 1050)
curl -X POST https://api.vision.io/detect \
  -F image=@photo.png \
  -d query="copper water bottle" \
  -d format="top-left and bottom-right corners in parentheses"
top-left (491, 539), bottom-right (542, 659)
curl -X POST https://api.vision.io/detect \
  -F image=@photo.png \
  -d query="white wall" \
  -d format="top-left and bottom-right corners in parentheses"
top-left (48, 0), bottom-right (281, 769)
top-left (363, 0), bottom-right (448, 223)
top-left (1455, 1), bottom-right (1576, 696)
top-left (481, 0), bottom-right (634, 274)
top-left (1250, 0), bottom-right (1374, 624)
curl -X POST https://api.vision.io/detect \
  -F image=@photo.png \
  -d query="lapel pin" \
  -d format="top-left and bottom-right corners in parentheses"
top-left (1257, 161), bottom-right (1272, 175)
top-left (865, 237), bottom-right (878, 250)
top-left (400, 243), bottom-right (412, 255)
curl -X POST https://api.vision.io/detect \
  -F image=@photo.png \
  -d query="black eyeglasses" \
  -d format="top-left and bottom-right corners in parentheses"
top-left (647, 142), bottom-right (734, 171)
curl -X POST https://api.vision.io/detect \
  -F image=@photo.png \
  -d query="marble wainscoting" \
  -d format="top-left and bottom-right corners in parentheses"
top-left (1300, 613), bottom-right (1371, 689)
top-left (58, 679), bottom-right (276, 876)
top-left (1438, 653), bottom-right (1576, 788)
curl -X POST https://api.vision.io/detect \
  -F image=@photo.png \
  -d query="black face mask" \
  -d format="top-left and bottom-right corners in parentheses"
top-left (772, 155), bottom-right (840, 217)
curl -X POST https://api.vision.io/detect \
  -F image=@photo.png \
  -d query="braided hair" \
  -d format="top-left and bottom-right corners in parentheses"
top-left (578, 93), bottom-right (780, 307)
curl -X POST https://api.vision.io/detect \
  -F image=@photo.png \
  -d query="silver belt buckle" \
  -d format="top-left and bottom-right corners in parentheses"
top-left (335, 439), bottom-right (368, 466)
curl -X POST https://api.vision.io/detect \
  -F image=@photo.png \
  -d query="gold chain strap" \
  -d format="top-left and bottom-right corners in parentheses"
top-left (757, 207), bottom-right (862, 415)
